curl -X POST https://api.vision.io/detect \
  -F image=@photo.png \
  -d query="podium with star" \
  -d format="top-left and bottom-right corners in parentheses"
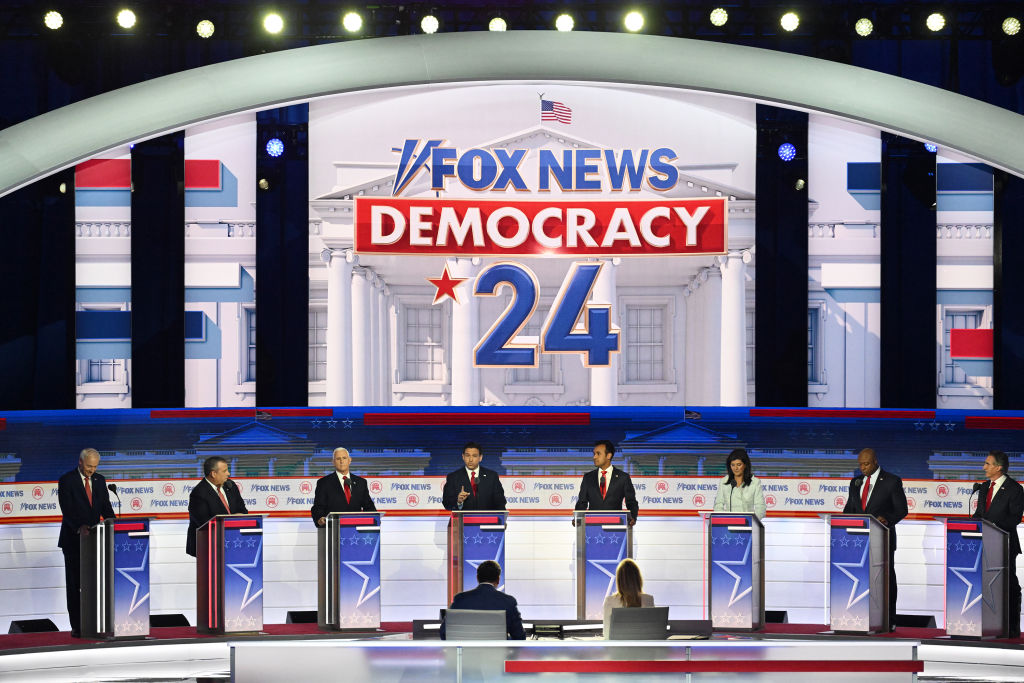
top-left (943, 517), bottom-right (1008, 639)
top-left (318, 511), bottom-right (383, 631)
top-left (827, 514), bottom-right (889, 634)
top-left (574, 511), bottom-right (634, 620)
top-left (80, 518), bottom-right (152, 639)
top-left (447, 510), bottom-right (507, 604)
top-left (196, 514), bottom-right (264, 634)
top-left (707, 513), bottom-right (764, 631)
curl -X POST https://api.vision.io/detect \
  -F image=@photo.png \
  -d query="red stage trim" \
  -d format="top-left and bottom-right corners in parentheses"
top-left (462, 516), bottom-right (501, 524)
top-left (0, 417), bottom-right (5, 430)
top-left (947, 522), bottom-right (978, 531)
top-left (750, 408), bottom-right (935, 419)
top-left (224, 519), bottom-right (259, 528)
top-left (113, 522), bottom-right (146, 531)
top-left (950, 329), bottom-right (993, 359)
top-left (364, 412), bottom-right (590, 426)
top-left (149, 408), bottom-right (334, 418)
top-left (338, 518), bottom-right (377, 525)
top-left (584, 516), bottom-right (625, 524)
top-left (504, 660), bottom-right (924, 674)
top-left (830, 518), bottom-right (866, 527)
top-left (711, 517), bottom-right (749, 525)
top-left (966, 416), bottom-right (1024, 430)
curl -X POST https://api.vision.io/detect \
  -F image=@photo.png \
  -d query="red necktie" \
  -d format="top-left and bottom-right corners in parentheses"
top-left (600, 470), bottom-right (607, 499)
top-left (217, 486), bottom-right (231, 513)
top-left (471, 471), bottom-right (478, 496)
top-left (84, 477), bottom-right (93, 506)
top-left (987, 483), bottom-right (995, 509)
top-left (344, 477), bottom-right (352, 504)
top-left (860, 476), bottom-right (870, 509)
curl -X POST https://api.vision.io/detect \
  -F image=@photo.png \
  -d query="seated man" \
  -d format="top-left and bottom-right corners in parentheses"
top-left (440, 560), bottom-right (525, 640)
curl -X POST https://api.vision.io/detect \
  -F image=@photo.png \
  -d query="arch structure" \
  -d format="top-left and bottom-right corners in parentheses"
top-left (1, 31), bottom-right (1023, 197)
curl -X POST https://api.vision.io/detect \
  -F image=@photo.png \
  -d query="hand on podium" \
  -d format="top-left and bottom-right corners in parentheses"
top-left (317, 516), bottom-right (326, 527)
top-left (79, 524), bottom-right (91, 537)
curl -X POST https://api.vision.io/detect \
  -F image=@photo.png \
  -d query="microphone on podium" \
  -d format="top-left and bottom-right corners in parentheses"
top-left (108, 483), bottom-right (121, 515)
top-left (969, 481), bottom-right (984, 513)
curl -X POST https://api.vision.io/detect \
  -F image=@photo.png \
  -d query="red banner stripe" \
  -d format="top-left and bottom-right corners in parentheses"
top-left (75, 159), bottom-right (221, 190)
top-left (711, 517), bottom-right (750, 525)
top-left (363, 412), bottom-right (589, 426)
top-left (462, 516), bottom-right (501, 524)
top-left (505, 660), bottom-right (924, 674)
top-left (830, 518), bottom-right (866, 527)
top-left (750, 408), bottom-right (935, 419)
top-left (966, 416), bottom-right (1024, 430)
top-left (948, 522), bottom-right (979, 531)
top-left (184, 160), bottom-right (221, 189)
top-left (584, 516), bottom-right (626, 524)
top-left (114, 522), bottom-right (146, 531)
top-left (0, 417), bottom-right (5, 430)
top-left (950, 329), bottom-right (993, 360)
top-left (224, 519), bottom-right (259, 528)
top-left (149, 408), bottom-right (334, 418)
top-left (338, 517), bottom-right (377, 525)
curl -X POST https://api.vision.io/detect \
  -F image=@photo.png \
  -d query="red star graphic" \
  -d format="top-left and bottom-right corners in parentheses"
top-left (426, 265), bottom-right (468, 304)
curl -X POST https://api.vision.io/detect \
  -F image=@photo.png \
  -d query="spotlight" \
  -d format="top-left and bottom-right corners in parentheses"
top-left (116, 9), bottom-right (136, 29)
top-left (488, 17), bottom-right (507, 32)
top-left (342, 12), bottom-right (362, 33)
top-left (854, 18), bottom-right (873, 37)
top-left (624, 11), bottom-right (644, 32)
top-left (266, 138), bottom-right (285, 158)
top-left (778, 143), bottom-right (797, 162)
top-left (794, 178), bottom-right (806, 191)
top-left (421, 15), bottom-right (439, 34)
top-left (1003, 17), bottom-right (1021, 36)
top-left (926, 13), bottom-right (945, 32)
top-left (780, 12), bottom-right (799, 32)
top-left (43, 11), bottom-right (63, 30)
top-left (58, 182), bottom-right (67, 194)
top-left (924, 143), bottom-right (938, 153)
top-left (196, 20), bottom-right (215, 38)
top-left (258, 178), bottom-right (270, 191)
top-left (263, 13), bottom-right (284, 34)
top-left (555, 14), bottom-right (574, 32)
top-left (709, 8), bottom-right (728, 27)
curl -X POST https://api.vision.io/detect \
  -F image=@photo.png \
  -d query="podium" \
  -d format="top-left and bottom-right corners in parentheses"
top-left (707, 512), bottom-right (764, 631)
top-left (944, 517), bottom-right (1008, 638)
top-left (318, 511), bottom-right (383, 630)
top-left (827, 514), bottom-right (890, 634)
top-left (196, 514), bottom-right (264, 634)
top-left (575, 511), bottom-right (633, 620)
top-left (447, 510), bottom-right (507, 603)
top-left (80, 518), bottom-right (151, 639)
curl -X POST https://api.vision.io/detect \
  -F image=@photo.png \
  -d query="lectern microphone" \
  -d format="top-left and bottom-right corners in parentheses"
top-left (108, 483), bottom-right (121, 515)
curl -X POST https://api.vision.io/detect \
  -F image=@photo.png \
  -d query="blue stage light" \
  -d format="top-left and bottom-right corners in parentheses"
top-left (777, 143), bottom-right (797, 162)
top-left (266, 138), bottom-right (285, 157)
top-left (924, 143), bottom-right (937, 153)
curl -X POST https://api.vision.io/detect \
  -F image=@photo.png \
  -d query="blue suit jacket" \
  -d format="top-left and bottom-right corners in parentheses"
top-left (440, 583), bottom-right (526, 640)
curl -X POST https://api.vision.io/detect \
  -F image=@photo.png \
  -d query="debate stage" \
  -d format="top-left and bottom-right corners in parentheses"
top-left (2, 622), bottom-right (1023, 681)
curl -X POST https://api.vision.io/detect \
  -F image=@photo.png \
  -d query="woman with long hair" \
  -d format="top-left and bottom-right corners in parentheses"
top-left (602, 558), bottom-right (655, 638)
top-left (712, 448), bottom-right (766, 519)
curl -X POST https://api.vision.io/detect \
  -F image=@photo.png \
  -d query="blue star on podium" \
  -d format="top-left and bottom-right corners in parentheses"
top-left (226, 537), bottom-right (264, 612)
top-left (833, 544), bottom-right (870, 609)
top-left (115, 541), bottom-right (151, 616)
top-left (341, 538), bottom-right (381, 608)
top-left (712, 536), bottom-right (753, 608)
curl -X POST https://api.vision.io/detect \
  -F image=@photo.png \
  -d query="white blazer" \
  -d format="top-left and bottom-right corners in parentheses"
top-left (712, 475), bottom-right (766, 520)
top-left (602, 592), bottom-right (655, 638)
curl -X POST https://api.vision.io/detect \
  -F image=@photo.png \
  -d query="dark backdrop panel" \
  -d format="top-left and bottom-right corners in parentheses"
top-left (994, 170), bottom-right (1024, 409)
top-left (131, 133), bottom-right (185, 408)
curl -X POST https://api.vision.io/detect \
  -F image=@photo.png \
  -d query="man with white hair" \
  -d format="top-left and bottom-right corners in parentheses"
top-left (311, 447), bottom-right (377, 526)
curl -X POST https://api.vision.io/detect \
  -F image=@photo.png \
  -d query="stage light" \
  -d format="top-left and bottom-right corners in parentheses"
top-left (924, 143), bottom-right (938, 153)
top-left (196, 20), bottom-right (215, 38)
top-left (266, 138), bottom-right (285, 157)
top-left (780, 12), bottom-right (800, 32)
top-left (263, 13), bottom-right (283, 34)
top-left (342, 12), bottom-right (362, 32)
top-left (624, 11), bottom-right (644, 32)
top-left (555, 14), bottom-right (574, 32)
top-left (926, 13), bottom-right (945, 32)
top-left (116, 9), bottom-right (136, 29)
top-left (709, 8), bottom-right (728, 27)
top-left (43, 11), bottom-right (63, 30)
top-left (1003, 17), bottom-right (1022, 36)
top-left (489, 17), bottom-right (507, 32)
top-left (778, 143), bottom-right (797, 162)
top-left (258, 178), bottom-right (270, 191)
top-left (420, 15), bottom-right (439, 34)
top-left (855, 18), bottom-right (873, 37)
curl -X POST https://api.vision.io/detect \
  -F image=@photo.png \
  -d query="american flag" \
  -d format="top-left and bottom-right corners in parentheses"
top-left (541, 99), bottom-right (572, 124)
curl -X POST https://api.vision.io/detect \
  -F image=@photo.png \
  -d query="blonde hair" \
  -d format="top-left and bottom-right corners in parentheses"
top-left (613, 558), bottom-right (643, 608)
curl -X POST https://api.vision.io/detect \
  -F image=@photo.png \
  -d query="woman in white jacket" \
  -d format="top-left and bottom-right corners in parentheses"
top-left (712, 448), bottom-right (766, 519)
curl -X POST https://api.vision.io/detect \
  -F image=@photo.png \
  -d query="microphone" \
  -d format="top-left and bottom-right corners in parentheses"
top-left (107, 483), bottom-right (121, 515)
top-left (223, 479), bottom-right (235, 491)
top-left (969, 481), bottom-right (984, 513)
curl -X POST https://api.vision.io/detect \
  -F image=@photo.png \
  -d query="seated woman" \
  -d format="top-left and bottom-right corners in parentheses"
top-left (712, 448), bottom-right (766, 519)
top-left (602, 558), bottom-right (654, 639)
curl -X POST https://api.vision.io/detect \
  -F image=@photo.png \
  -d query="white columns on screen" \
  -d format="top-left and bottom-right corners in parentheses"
top-left (325, 249), bottom-right (354, 406)
top-left (718, 251), bottom-right (749, 406)
top-left (589, 257), bottom-right (620, 407)
top-left (378, 285), bottom-right (391, 405)
top-left (351, 267), bottom-right (372, 405)
top-left (369, 274), bottom-right (381, 405)
top-left (448, 257), bottom-right (479, 406)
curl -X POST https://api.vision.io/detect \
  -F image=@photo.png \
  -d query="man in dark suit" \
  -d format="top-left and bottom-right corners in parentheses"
top-left (57, 448), bottom-right (116, 637)
top-left (442, 442), bottom-right (506, 511)
top-left (440, 560), bottom-right (525, 640)
top-left (186, 456), bottom-right (248, 557)
top-left (573, 440), bottom-right (639, 524)
top-left (973, 450), bottom-right (1024, 638)
top-left (311, 447), bottom-right (377, 526)
top-left (843, 447), bottom-right (908, 630)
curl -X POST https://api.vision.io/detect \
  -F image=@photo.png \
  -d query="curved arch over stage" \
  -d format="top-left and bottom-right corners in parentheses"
top-left (1, 31), bottom-right (1024, 196)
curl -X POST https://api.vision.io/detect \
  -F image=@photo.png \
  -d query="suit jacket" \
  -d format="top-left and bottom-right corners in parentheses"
top-left (713, 475), bottom-right (767, 520)
top-left (57, 468), bottom-right (116, 549)
top-left (186, 478), bottom-right (248, 557)
top-left (440, 582), bottom-right (526, 640)
top-left (310, 472), bottom-right (376, 523)
top-left (843, 468), bottom-right (908, 549)
top-left (973, 475), bottom-right (1024, 556)
top-left (574, 466), bottom-right (639, 521)
top-left (442, 467), bottom-right (506, 511)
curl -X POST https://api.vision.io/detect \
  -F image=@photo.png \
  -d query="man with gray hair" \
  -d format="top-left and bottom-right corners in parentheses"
top-left (311, 447), bottom-right (377, 526)
top-left (974, 450), bottom-right (1024, 638)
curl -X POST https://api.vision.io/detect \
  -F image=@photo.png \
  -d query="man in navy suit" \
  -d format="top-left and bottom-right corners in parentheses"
top-left (574, 440), bottom-right (639, 524)
top-left (442, 442), bottom-right (506, 511)
top-left (57, 448), bottom-right (116, 637)
top-left (440, 560), bottom-right (525, 640)
top-left (973, 450), bottom-right (1024, 638)
top-left (186, 456), bottom-right (248, 557)
top-left (311, 447), bottom-right (377, 526)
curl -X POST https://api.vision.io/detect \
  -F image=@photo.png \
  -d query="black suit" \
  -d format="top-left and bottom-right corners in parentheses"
top-left (442, 467), bottom-right (506, 511)
top-left (843, 468), bottom-right (908, 628)
top-left (186, 479), bottom-right (248, 557)
top-left (440, 582), bottom-right (526, 640)
top-left (57, 468), bottom-right (116, 635)
top-left (973, 475), bottom-right (1024, 637)
top-left (574, 466), bottom-right (639, 521)
top-left (310, 472), bottom-right (376, 524)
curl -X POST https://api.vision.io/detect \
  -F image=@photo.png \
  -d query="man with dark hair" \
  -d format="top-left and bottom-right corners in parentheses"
top-left (311, 447), bottom-right (376, 526)
top-left (186, 456), bottom-right (248, 557)
top-left (574, 440), bottom-right (639, 524)
top-left (57, 448), bottom-right (116, 637)
top-left (440, 560), bottom-right (525, 640)
top-left (973, 450), bottom-right (1024, 638)
top-left (843, 447), bottom-right (908, 630)
top-left (442, 441), bottom-right (506, 511)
